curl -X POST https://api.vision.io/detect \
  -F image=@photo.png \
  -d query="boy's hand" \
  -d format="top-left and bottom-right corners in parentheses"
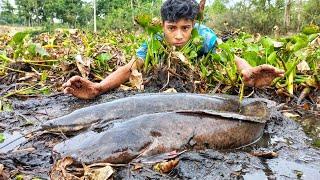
top-left (63, 76), bottom-right (101, 100)
top-left (241, 64), bottom-right (285, 88)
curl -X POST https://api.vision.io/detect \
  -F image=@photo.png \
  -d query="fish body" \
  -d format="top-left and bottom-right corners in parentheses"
top-left (43, 93), bottom-right (274, 133)
top-left (53, 111), bottom-right (266, 164)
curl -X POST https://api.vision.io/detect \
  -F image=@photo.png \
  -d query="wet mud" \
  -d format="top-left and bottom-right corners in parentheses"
top-left (0, 90), bottom-right (319, 179)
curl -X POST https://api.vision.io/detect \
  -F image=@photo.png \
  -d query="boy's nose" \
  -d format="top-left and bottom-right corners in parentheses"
top-left (175, 30), bottom-right (183, 40)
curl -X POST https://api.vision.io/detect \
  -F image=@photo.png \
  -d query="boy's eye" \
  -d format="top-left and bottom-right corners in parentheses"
top-left (183, 26), bottom-right (191, 31)
top-left (168, 26), bottom-right (175, 31)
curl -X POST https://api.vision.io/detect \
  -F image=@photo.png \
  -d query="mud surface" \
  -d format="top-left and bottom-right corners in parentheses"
top-left (0, 89), bottom-right (319, 179)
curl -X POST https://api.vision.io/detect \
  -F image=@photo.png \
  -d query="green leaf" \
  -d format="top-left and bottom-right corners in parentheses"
top-left (246, 44), bottom-right (261, 53)
top-left (200, 63), bottom-right (208, 77)
top-left (135, 14), bottom-right (152, 28)
top-left (301, 24), bottom-right (320, 35)
top-left (28, 44), bottom-right (49, 57)
top-left (11, 32), bottom-right (29, 44)
top-left (97, 53), bottom-right (112, 63)
top-left (41, 71), bottom-right (48, 82)
top-left (15, 174), bottom-right (24, 180)
top-left (292, 34), bottom-right (308, 52)
top-left (261, 36), bottom-right (274, 55)
top-left (0, 133), bottom-right (5, 143)
top-left (0, 99), bottom-right (13, 112)
top-left (242, 51), bottom-right (260, 66)
top-left (267, 51), bottom-right (277, 65)
top-left (134, 14), bottom-right (162, 34)
top-left (189, 51), bottom-right (198, 60)
top-left (28, 44), bottom-right (37, 55)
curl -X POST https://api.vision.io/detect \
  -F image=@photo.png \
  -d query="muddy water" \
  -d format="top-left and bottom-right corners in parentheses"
top-left (0, 91), bottom-right (319, 179)
top-left (291, 113), bottom-right (320, 148)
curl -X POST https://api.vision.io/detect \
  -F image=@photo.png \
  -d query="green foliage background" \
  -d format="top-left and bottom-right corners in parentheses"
top-left (0, 0), bottom-right (319, 33)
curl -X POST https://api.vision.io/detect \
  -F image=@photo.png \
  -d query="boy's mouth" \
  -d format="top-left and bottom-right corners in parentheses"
top-left (173, 42), bottom-right (186, 47)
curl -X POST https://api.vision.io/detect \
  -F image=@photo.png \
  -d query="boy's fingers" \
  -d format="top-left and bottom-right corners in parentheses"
top-left (62, 81), bottom-right (71, 88)
top-left (69, 76), bottom-right (83, 84)
top-left (63, 76), bottom-right (83, 89)
top-left (275, 68), bottom-right (285, 75)
top-left (63, 87), bottom-right (75, 95)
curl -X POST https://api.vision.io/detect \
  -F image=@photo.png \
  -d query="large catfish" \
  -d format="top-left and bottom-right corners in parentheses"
top-left (43, 93), bottom-right (275, 133)
top-left (53, 108), bottom-right (269, 164)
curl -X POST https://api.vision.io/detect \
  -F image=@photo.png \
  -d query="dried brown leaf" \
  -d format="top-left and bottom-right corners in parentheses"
top-left (250, 151), bottom-right (278, 159)
top-left (129, 69), bottom-right (144, 90)
top-left (132, 163), bottom-right (143, 171)
top-left (81, 164), bottom-right (114, 180)
top-left (153, 159), bottom-right (179, 173)
top-left (297, 60), bottom-right (310, 72)
top-left (0, 164), bottom-right (3, 175)
top-left (163, 88), bottom-right (177, 93)
top-left (118, 84), bottom-right (133, 91)
top-left (50, 156), bottom-right (80, 180)
top-left (75, 55), bottom-right (91, 79)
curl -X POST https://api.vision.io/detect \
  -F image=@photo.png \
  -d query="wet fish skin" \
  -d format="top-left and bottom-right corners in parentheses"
top-left (42, 93), bottom-right (240, 132)
top-left (43, 93), bottom-right (274, 133)
top-left (53, 112), bottom-right (265, 164)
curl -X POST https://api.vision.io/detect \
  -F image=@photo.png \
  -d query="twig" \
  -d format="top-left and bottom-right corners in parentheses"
top-left (160, 52), bottom-right (172, 91)
top-left (244, 88), bottom-right (255, 98)
top-left (0, 65), bottom-right (27, 73)
top-left (211, 82), bottom-right (222, 94)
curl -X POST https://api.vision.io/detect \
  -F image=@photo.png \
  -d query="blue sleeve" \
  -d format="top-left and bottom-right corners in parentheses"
top-left (136, 42), bottom-right (148, 60)
top-left (196, 24), bottom-right (218, 53)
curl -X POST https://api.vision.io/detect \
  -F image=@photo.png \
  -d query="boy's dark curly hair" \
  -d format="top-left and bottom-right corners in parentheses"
top-left (161, 0), bottom-right (199, 22)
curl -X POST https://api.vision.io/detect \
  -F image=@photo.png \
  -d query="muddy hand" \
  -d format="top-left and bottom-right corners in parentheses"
top-left (62, 75), bottom-right (101, 100)
top-left (241, 64), bottom-right (284, 88)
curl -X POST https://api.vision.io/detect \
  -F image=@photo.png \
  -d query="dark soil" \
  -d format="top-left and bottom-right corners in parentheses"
top-left (0, 88), bottom-right (319, 179)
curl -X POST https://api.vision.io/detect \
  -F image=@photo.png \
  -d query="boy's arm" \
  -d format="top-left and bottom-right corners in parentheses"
top-left (63, 58), bottom-right (144, 100)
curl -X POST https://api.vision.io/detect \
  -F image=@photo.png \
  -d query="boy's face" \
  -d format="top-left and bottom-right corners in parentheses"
top-left (163, 18), bottom-right (194, 48)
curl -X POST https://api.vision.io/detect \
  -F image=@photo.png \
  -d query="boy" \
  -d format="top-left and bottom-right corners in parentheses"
top-left (63, 0), bottom-right (284, 100)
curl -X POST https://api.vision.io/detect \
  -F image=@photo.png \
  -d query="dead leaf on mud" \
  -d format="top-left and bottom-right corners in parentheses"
top-left (50, 156), bottom-right (80, 180)
top-left (282, 112), bottom-right (300, 118)
top-left (0, 164), bottom-right (3, 174)
top-left (153, 159), bottom-right (179, 173)
top-left (118, 84), bottom-right (133, 91)
top-left (163, 88), bottom-right (177, 93)
top-left (0, 164), bottom-right (9, 180)
top-left (82, 164), bottom-right (114, 180)
top-left (172, 51), bottom-right (194, 70)
top-left (132, 163), bottom-right (143, 171)
top-left (129, 69), bottom-right (144, 90)
top-left (75, 54), bottom-right (91, 79)
top-left (136, 150), bottom-right (186, 164)
top-left (297, 60), bottom-right (310, 72)
top-left (250, 151), bottom-right (278, 159)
